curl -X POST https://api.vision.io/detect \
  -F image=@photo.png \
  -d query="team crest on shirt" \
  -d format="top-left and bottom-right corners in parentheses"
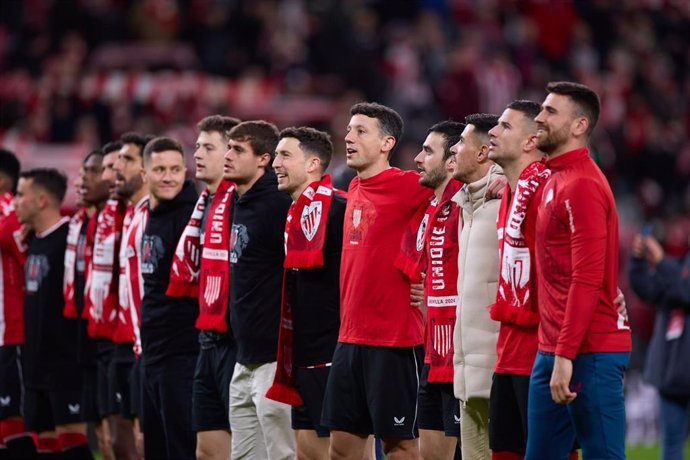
top-left (416, 214), bottom-right (429, 251)
top-left (229, 224), bottom-right (249, 264)
top-left (352, 209), bottom-right (361, 228)
top-left (300, 202), bottom-right (322, 242)
top-left (25, 254), bottom-right (50, 293)
top-left (141, 235), bottom-right (165, 275)
top-left (347, 200), bottom-right (376, 245)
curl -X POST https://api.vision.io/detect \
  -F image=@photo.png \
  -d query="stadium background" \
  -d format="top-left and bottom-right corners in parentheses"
top-left (0, 0), bottom-right (688, 455)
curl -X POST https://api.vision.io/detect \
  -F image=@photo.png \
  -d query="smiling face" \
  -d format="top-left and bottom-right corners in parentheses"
top-left (414, 131), bottom-right (450, 190)
top-left (193, 130), bottom-right (226, 188)
top-left (534, 93), bottom-right (576, 155)
top-left (272, 137), bottom-right (314, 199)
top-left (145, 150), bottom-right (186, 202)
top-left (344, 114), bottom-right (391, 173)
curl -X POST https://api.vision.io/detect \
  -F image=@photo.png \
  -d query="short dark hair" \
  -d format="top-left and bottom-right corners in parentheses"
top-left (102, 141), bottom-right (123, 155)
top-left (464, 113), bottom-right (499, 144)
top-left (20, 168), bottom-right (67, 204)
top-left (120, 132), bottom-right (155, 156)
top-left (0, 148), bottom-right (21, 193)
top-left (197, 115), bottom-right (241, 138)
top-left (428, 121), bottom-right (466, 160)
top-left (279, 127), bottom-right (334, 172)
top-left (350, 102), bottom-right (404, 147)
top-left (228, 120), bottom-right (280, 161)
top-left (143, 137), bottom-right (185, 166)
top-left (506, 100), bottom-right (542, 121)
top-left (83, 148), bottom-right (104, 164)
top-left (545, 81), bottom-right (600, 135)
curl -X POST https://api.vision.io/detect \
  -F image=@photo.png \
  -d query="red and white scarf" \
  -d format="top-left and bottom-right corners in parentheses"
top-left (423, 180), bottom-right (461, 383)
top-left (0, 193), bottom-right (27, 346)
top-left (86, 198), bottom-right (126, 338)
top-left (394, 185), bottom-right (434, 283)
top-left (63, 208), bottom-right (87, 318)
top-left (166, 180), bottom-right (235, 333)
top-left (114, 197), bottom-right (148, 354)
top-left (0, 192), bottom-right (12, 216)
top-left (266, 175), bottom-right (342, 406)
top-left (491, 161), bottom-right (550, 326)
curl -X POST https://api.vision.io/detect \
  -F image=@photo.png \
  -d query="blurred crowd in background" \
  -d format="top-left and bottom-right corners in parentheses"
top-left (0, 0), bottom-right (689, 442)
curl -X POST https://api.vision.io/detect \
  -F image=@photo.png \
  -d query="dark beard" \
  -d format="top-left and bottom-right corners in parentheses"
top-left (537, 126), bottom-right (567, 155)
top-left (419, 165), bottom-right (447, 189)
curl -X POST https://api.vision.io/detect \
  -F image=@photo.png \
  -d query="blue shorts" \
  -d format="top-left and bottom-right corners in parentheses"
top-left (525, 351), bottom-right (629, 460)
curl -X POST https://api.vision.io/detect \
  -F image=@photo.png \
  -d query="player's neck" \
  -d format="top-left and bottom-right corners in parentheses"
top-left (129, 187), bottom-right (147, 207)
top-left (357, 161), bottom-right (390, 180)
top-left (433, 176), bottom-right (452, 201)
top-left (206, 176), bottom-right (223, 194)
top-left (236, 168), bottom-right (266, 197)
top-left (290, 173), bottom-right (321, 202)
top-left (465, 162), bottom-right (492, 185)
top-left (546, 139), bottom-right (587, 160)
top-left (33, 209), bottom-right (63, 234)
top-left (504, 155), bottom-right (541, 191)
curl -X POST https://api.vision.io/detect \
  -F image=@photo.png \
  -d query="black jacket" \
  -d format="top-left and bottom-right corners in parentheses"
top-left (229, 170), bottom-right (291, 364)
top-left (629, 253), bottom-right (690, 396)
top-left (141, 180), bottom-right (199, 363)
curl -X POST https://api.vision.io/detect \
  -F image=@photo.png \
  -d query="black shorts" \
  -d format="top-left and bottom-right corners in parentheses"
top-left (24, 385), bottom-right (83, 433)
top-left (108, 345), bottom-right (135, 419)
top-left (95, 353), bottom-right (113, 418)
top-left (81, 367), bottom-right (104, 422)
top-left (0, 345), bottom-right (22, 419)
top-left (129, 358), bottom-right (142, 419)
top-left (489, 372), bottom-right (530, 453)
top-left (417, 363), bottom-right (460, 437)
top-left (291, 366), bottom-right (330, 437)
top-left (192, 340), bottom-right (235, 432)
top-left (321, 342), bottom-right (423, 439)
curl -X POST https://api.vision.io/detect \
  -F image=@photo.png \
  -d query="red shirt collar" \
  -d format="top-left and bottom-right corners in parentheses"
top-left (545, 147), bottom-right (589, 171)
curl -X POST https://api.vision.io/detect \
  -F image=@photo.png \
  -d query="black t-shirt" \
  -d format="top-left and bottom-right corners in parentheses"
top-left (292, 194), bottom-right (345, 367)
top-left (140, 180), bottom-right (199, 363)
top-left (229, 171), bottom-right (291, 364)
top-left (23, 218), bottom-right (80, 388)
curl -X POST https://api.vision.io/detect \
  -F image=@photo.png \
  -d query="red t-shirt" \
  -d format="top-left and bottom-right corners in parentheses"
top-left (536, 148), bottom-right (631, 359)
top-left (494, 185), bottom-right (542, 375)
top-left (339, 168), bottom-right (432, 347)
top-left (0, 193), bottom-right (26, 345)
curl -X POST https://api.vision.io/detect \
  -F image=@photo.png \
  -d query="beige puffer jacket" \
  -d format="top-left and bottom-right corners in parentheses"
top-left (452, 164), bottom-right (502, 402)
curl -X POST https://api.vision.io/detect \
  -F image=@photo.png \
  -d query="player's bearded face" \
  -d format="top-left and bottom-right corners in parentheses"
top-left (535, 93), bottom-right (575, 155)
top-left (420, 163), bottom-right (446, 188)
top-left (536, 119), bottom-right (569, 155)
top-left (416, 131), bottom-right (449, 189)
